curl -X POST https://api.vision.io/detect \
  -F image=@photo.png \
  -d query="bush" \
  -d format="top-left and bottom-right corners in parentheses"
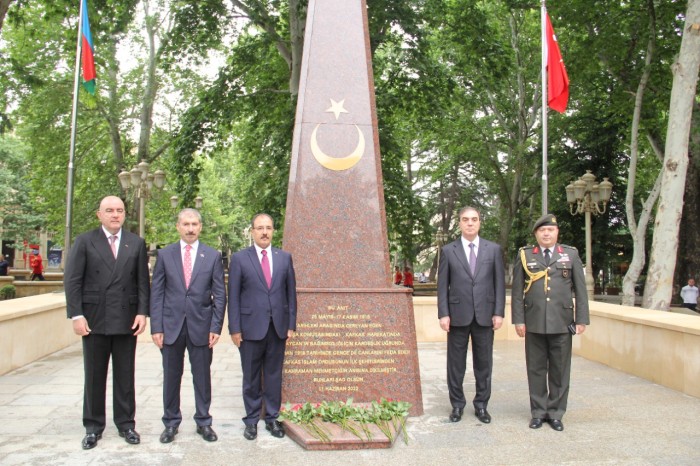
top-left (0, 284), bottom-right (16, 300)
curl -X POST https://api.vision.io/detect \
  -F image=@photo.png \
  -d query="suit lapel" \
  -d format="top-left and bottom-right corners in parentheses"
top-left (269, 248), bottom-right (283, 289)
top-left (247, 247), bottom-right (268, 289)
top-left (170, 243), bottom-right (187, 289)
top-left (451, 240), bottom-right (472, 278)
top-left (189, 244), bottom-right (207, 288)
top-left (91, 229), bottom-right (116, 269)
top-left (473, 240), bottom-right (486, 278)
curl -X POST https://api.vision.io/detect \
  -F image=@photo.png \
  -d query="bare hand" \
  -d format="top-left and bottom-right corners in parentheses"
top-left (439, 316), bottom-right (451, 332)
top-left (132, 315), bottom-right (147, 336)
top-left (576, 324), bottom-right (586, 335)
top-left (515, 324), bottom-right (526, 338)
top-left (287, 329), bottom-right (295, 339)
top-left (72, 317), bottom-right (91, 336)
top-left (152, 333), bottom-right (164, 349)
top-left (231, 332), bottom-right (242, 347)
top-left (209, 333), bottom-right (220, 348)
top-left (492, 315), bottom-right (504, 330)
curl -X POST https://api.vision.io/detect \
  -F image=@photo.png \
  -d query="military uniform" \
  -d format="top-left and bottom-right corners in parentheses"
top-left (511, 216), bottom-right (589, 424)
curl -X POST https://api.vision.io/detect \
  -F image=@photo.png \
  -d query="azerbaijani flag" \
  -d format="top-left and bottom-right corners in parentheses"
top-left (545, 13), bottom-right (568, 113)
top-left (80, 0), bottom-right (96, 94)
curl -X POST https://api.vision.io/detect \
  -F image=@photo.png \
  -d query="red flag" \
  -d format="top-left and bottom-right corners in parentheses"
top-left (546, 13), bottom-right (568, 113)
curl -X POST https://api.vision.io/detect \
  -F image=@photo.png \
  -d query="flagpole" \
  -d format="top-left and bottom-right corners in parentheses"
top-left (64, 0), bottom-right (85, 267)
top-left (541, 0), bottom-right (548, 216)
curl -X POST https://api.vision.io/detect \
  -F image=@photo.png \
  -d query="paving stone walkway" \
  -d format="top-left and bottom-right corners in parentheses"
top-left (1, 340), bottom-right (699, 465)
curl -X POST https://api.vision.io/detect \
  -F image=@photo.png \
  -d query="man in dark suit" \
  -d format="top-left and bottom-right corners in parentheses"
top-left (438, 206), bottom-right (505, 424)
top-left (228, 213), bottom-right (297, 440)
top-left (511, 213), bottom-right (589, 431)
top-left (64, 196), bottom-right (149, 449)
top-left (150, 208), bottom-right (226, 443)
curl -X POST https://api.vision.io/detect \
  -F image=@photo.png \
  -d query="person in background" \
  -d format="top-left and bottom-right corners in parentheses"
top-left (680, 278), bottom-right (699, 312)
top-left (403, 266), bottom-right (414, 288)
top-left (29, 249), bottom-right (45, 281)
top-left (0, 254), bottom-right (9, 276)
top-left (394, 265), bottom-right (402, 285)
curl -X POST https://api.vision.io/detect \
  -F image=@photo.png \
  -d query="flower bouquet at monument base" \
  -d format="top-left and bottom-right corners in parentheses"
top-left (279, 398), bottom-right (411, 449)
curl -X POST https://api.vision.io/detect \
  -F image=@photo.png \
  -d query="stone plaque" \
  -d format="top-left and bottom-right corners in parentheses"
top-left (282, 0), bottom-right (423, 416)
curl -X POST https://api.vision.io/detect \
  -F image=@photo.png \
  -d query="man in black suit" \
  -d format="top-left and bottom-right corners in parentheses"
top-left (437, 206), bottom-right (506, 424)
top-left (228, 213), bottom-right (297, 440)
top-left (150, 208), bottom-right (226, 443)
top-left (64, 196), bottom-right (149, 449)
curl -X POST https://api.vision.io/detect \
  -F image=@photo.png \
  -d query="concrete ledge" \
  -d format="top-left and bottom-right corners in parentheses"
top-left (12, 280), bottom-right (65, 298)
top-left (0, 293), bottom-right (79, 375)
top-left (575, 301), bottom-right (700, 398)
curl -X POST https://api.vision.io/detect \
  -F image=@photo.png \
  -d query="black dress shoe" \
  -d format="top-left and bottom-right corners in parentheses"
top-left (475, 408), bottom-right (491, 424)
top-left (265, 420), bottom-right (285, 438)
top-left (196, 425), bottom-right (218, 442)
top-left (81, 432), bottom-right (101, 450)
top-left (118, 428), bottom-right (141, 445)
top-left (529, 418), bottom-right (544, 429)
top-left (548, 419), bottom-right (564, 431)
top-left (160, 426), bottom-right (178, 443)
top-left (243, 424), bottom-right (257, 440)
top-left (449, 407), bottom-right (464, 422)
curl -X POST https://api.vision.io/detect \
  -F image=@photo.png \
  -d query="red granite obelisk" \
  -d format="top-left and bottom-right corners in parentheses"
top-left (282, 0), bottom-right (423, 419)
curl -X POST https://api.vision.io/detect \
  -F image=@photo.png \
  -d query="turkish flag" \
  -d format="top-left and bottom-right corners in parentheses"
top-left (546, 13), bottom-right (569, 113)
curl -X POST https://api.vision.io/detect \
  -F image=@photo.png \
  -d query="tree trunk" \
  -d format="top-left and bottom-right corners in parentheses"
top-left (288, 0), bottom-right (306, 96)
top-left (674, 102), bottom-right (700, 294)
top-left (0, 0), bottom-right (14, 35)
top-left (621, 1), bottom-right (656, 306)
top-left (644, 0), bottom-right (700, 309)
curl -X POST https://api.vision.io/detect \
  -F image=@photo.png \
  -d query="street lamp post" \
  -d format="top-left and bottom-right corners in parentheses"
top-left (118, 160), bottom-right (166, 238)
top-left (566, 170), bottom-right (613, 300)
top-left (169, 195), bottom-right (203, 210)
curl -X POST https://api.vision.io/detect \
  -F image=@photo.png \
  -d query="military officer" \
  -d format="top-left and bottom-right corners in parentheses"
top-left (511, 213), bottom-right (589, 432)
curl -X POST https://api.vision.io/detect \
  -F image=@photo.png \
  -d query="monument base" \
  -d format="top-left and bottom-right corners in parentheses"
top-left (283, 419), bottom-right (400, 450)
top-left (282, 288), bottom-right (424, 416)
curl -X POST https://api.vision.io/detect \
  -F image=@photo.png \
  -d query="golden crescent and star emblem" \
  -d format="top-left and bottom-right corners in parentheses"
top-left (310, 98), bottom-right (365, 171)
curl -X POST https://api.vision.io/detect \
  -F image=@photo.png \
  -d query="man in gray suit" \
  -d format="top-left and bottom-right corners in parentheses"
top-left (511, 213), bottom-right (589, 431)
top-left (64, 196), bottom-right (150, 449)
top-left (150, 208), bottom-right (226, 443)
top-left (228, 213), bottom-right (297, 441)
top-left (438, 206), bottom-right (506, 424)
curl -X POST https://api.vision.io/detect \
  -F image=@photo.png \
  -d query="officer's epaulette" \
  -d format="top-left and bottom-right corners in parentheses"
top-left (559, 244), bottom-right (578, 251)
top-left (518, 245), bottom-right (536, 251)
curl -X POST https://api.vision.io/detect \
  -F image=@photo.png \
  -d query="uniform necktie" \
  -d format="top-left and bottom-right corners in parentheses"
top-left (184, 244), bottom-right (192, 288)
top-left (544, 248), bottom-right (551, 265)
top-left (469, 243), bottom-right (477, 275)
top-left (109, 235), bottom-right (118, 258)
top-left (261, 250), bottom-right (272, 289)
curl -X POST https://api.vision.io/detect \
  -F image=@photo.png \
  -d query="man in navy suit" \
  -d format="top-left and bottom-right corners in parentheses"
top-left (150, 208), bottom-right (226, 443)
top-left (228, 213), bottom-right (297, 440)
top-left (437, 206), bottom-right (506, 424)
top-left (64, 196), bottom-right (150, 449)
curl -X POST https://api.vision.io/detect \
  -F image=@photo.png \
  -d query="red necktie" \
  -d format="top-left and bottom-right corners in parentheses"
top-left (109, 235), bottom-right (117, 258)
top-left (261, 250), bottom-right (272, 289)
top-left (184, 244), bottom-right (192, 288)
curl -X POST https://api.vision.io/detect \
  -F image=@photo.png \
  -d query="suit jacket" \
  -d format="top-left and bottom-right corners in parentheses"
top-left (227, 246), bottom-right (297, 341)
top-left (437, 237), bottom-right (506, 327)
top-left (149, 242), bottom-right (226, 347)
top-left (64, 228), bottom-right (150, 334)
top-left (511, 243), bottom-right (590, 333)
